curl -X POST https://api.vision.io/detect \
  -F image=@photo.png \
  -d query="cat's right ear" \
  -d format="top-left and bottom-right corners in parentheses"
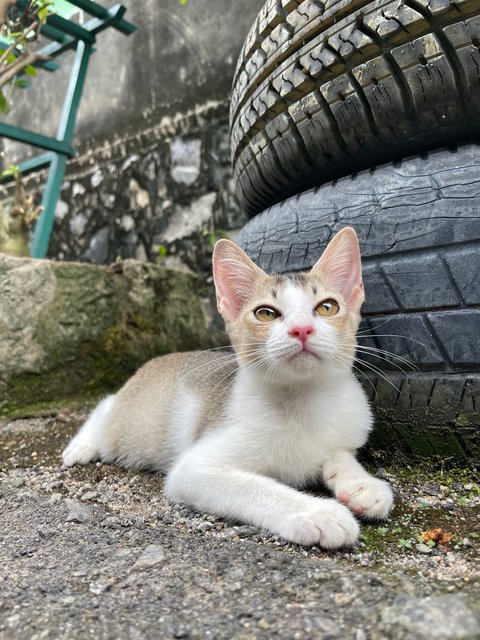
top-left (213, 240), bottom-right (265, 322)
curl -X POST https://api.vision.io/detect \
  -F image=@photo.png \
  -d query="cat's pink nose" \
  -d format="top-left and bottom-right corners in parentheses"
top-left (289, 325), bottom-right (315, 344)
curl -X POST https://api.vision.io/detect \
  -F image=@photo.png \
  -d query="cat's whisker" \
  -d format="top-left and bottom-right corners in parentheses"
top-left (352, 357), bottom-right (400, 393)
top-left (353, 346), bottom-right (418, 372)
top-left (357, 333), bottom-right (428, 349)
top-left (356, 317), bottom-right (393, 334)
top-left (336, 344), bottom-right (414, 375)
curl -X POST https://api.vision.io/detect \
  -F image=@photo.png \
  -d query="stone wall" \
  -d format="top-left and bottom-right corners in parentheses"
top-left (2, 0), bottom-right (265, 267)
top-left (43, 102), bottom-right (248, 273)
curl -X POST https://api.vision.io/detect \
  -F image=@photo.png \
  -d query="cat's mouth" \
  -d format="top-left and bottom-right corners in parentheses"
top-left (287, 346), bottom-right (321, 362)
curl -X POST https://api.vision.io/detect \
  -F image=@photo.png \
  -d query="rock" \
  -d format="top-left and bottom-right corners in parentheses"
top-left (381, 594), bottom-right (480, 638)
top-left (162, 193), bottom-right (216, 243)
top-left (170, 137), bottom-right (201, 185)
top-left (415, 543), bottom-right (432, 554)
top-left (82, 226), bottom-right (110, 263)
top-left (90, 169), bottom-right (104, 188)
top-left (133, 544), bottom-right (167, 570)
top-left (65, 499), bottom-right (93, 524)
top-left (0, 254), bottom-right (206, 418)
top-left (55, 200), bottom-right (69, 221)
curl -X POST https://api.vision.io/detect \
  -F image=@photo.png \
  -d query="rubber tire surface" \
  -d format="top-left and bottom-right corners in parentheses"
top-left (238, 144), bottom-right (480, 460)
top-left (231, 0), bottom-right (480, 216)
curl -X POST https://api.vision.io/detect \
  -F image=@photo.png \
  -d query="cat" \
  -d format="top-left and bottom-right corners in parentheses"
top-left (62, 226), bottom-right (393, 549)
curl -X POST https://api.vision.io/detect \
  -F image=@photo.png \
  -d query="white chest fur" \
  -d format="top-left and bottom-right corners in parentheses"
top-left (193, 368), bottom-right (373, 489)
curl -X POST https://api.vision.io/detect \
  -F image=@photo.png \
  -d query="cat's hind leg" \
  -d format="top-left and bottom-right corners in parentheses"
top-left (62, 395), bottom-right (115, 467)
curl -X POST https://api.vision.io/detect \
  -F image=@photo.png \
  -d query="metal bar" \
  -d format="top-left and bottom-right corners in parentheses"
top-left (65, 0), bottom-right (108, 19)
top-left (0, 153), bottom-right (55, 184)
top-left (30, 41), bottom-right (93, 258)
top-left (39, 22), bottom-right (70, 42)
top-left (29, 153), bottom-right (67, 259)
top-left (57, 40), bottom-right (92, 142)
top-left (88, 4), bottom-right (136, 35)
top-left (19, 152), bottom-right (55, 175)
top-left (0, 123), bottom-right (74, 156)
top-left (37, 36), bottom-right (77, 59)
top-left (46, 14), bottom-right (96, 44)
top-left (36, 4), bottom-right (135, 59)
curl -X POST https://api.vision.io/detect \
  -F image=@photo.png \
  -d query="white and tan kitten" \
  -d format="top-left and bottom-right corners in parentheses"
top-left (62, 227), bottom-right (393, 549)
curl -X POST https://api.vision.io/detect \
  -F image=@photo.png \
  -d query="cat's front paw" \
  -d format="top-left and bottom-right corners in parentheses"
top-left (335, 477), bottom-right (393, 520)
top-left (62, 435), bottom-right (98, 467)
top-left (281, 500), bottom-right (360, 549)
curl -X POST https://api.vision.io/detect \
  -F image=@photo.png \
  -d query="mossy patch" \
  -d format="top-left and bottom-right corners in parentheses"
top-left (0, 258), bottom-right (207, 419)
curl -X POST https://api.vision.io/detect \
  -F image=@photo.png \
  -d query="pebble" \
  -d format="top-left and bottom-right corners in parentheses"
top-left (258, 619), bottom-right (271, 630)
top-left (133, 544), bottom-right (167, 570)
top-left (65, 499), bottom-right (93, 524)
top-left (415, 543), bottom-right (433, 555)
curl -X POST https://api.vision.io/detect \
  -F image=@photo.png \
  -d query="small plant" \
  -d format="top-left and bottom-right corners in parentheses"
top-left (0, 0), bottom-right (52, 113)
top-left (398, 538), bottom-right (413, 549)
top-left (0, 165), bottom-right (41, 256)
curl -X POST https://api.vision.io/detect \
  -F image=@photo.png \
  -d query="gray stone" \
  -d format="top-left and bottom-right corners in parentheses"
top-left (83, 226), bottom-right (110, 263)
top-left (0, 254), bottom-right (206, 417)
top-left (162, 192), bottom-right (216, 243)
top-left (69, 213), bottom-right (87, 237)
top-left (65, 499), bottom-right (93, 524)
top-left (90, 170), bottom-right (104, 188)
top-left (133, 545), bottom-right (167, 570)
top-left (170, 137), bottom-right (202, 186)
top-left (415, 543), bottom-right (432, 554)
top-left (381, 594), bottom-right (480, 638)
top-left (55, 200), bottom-right (69, 221)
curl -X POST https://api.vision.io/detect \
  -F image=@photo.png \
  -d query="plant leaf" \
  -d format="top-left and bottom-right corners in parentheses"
top-left (0, 90), bottom-right (9, 114)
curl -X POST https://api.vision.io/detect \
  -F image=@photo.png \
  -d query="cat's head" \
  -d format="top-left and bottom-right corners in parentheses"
top-left (212, 228), bottom-right (364, 383)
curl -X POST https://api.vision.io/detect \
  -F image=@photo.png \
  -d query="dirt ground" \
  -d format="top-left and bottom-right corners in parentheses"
top-left (1, 405), bottom-right (479, 639)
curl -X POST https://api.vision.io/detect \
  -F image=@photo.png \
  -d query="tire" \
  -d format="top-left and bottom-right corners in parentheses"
top-left (238, 144), bottom-right (480, 461)
top-left (230, 0), bottom-right (480, 216)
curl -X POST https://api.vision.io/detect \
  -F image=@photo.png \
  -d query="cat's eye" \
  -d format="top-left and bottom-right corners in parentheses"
top-left (254, 306), bottom-right (280, 322)
top-left (315, 299), bottom-right (339, 317)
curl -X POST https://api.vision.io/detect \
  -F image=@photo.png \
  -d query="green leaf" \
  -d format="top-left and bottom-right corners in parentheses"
top-left (399, 538), bottom-right (413, 549)
top-left (0, 90), bottom-right (9, 114)
top-left (38, 7), bottom-right (49, 22)
top-left (15, 78), bottom-right (30, 88)
top-left (24, 65), bottom-right (37, 77)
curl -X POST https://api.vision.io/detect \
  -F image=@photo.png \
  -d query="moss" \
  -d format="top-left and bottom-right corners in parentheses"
top-left (357, 465), bottom-right (480, 563)
top-left (1, 260), bottom-right (207, 419)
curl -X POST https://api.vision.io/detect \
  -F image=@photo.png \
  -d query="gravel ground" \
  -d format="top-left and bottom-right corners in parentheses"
top-left (1, 406), bottom-right (479, 640)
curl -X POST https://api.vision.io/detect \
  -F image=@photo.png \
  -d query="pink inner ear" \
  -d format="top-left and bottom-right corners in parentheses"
top-left (312, 228), bottom-right (364, 308)
top-left (213, 240), bottom-right (264, 322)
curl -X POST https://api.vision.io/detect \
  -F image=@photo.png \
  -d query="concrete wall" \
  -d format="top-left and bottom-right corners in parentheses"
top-left (2, 0), bottom-right (264, 264)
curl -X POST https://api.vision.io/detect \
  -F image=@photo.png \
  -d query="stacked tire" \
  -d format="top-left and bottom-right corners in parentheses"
top-left (230, 0), bottom-right (480, 461)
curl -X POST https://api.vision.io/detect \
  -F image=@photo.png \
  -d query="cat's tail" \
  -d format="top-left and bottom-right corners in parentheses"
top-left (62, 395), bottom-right (116, 467)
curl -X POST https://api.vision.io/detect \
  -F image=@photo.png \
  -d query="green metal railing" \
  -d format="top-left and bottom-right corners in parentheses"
top-left (0, 1), bottom-right (136, 258)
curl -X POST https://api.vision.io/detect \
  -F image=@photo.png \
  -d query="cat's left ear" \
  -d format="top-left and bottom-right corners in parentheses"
top-left (311, 227), bottom-right (365, 309)
top-left (213, 239), bottom-right (265, 322)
